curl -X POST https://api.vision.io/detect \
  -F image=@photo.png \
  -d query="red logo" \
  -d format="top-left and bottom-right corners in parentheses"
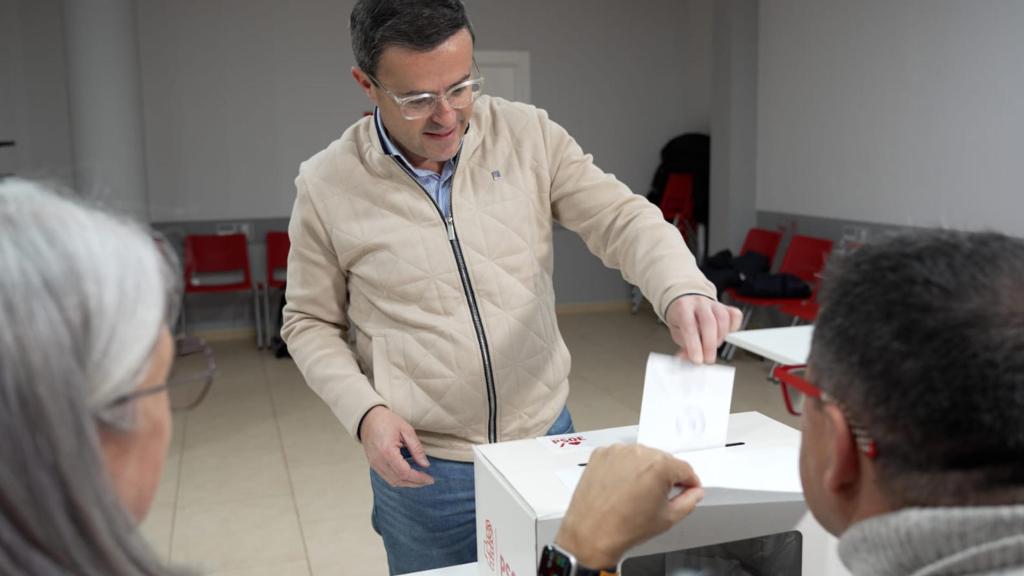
top-left (484, 519), bottom-right (496, 571)
top-left (550, 435), bottom-right (585, 448)
top-left (500, 554), bottom-right (518, 576)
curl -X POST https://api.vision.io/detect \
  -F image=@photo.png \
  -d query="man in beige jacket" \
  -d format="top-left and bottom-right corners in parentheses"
top-left (282, 0), bottom-right (741, 573)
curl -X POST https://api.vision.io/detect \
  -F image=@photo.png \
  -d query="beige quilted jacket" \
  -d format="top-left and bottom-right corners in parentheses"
top-left (282, 96), bottom-right (715, 461)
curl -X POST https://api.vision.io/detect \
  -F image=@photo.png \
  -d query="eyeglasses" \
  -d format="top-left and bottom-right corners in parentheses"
top-left (366, 72), bottom-right (484, 120)
top-left (107, 336), bottom-right (216, 411)
top-left (772, 364), bottom-right (879, 459)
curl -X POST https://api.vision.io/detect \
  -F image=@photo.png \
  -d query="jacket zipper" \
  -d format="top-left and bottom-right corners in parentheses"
top-left (389, 157), bottom-right (499, 443)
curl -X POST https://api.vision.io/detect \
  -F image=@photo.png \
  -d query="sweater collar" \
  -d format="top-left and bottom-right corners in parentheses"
top-left (838, 505), bottom-right (1024, 575)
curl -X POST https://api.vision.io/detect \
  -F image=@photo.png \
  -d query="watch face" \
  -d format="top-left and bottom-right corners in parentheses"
top-left (539, 545), bottom-right (574, 576)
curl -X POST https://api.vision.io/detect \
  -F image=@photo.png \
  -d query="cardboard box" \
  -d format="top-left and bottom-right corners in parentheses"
top-left (474, 411), bottom-right (847, 576)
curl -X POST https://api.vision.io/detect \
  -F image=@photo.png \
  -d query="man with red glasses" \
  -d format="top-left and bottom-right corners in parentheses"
top-left (553, 229), bottom-right (1024, 575)
top-left (281, 0), bottom-right (741, 573)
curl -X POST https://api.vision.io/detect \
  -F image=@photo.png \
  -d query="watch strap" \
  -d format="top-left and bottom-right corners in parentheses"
top-left (539, 543), bottom-right (617, 576)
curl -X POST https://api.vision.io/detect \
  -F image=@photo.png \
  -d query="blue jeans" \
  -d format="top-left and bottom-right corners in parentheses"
top-left (370, 407), bottom-right (574, 575)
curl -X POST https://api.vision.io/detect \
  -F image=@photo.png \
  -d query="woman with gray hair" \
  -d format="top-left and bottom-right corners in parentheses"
top-left (0, 178), bottom-right (189, 575)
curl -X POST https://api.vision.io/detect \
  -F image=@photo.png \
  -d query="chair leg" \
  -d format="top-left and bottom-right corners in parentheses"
top-left (263, 286), bottom-right (273, 349)
top-left (722, 305), bottom-right (755, 361)
top-left (630, 285), bottom-right (643, 315)
top-left (179, 296), bottom-right (188, 336)
top-left (253, 286), bottom-right (264, 349)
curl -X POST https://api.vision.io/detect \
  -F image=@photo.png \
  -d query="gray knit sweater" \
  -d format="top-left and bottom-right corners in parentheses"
top-left (838, 506), bottom-right (1024, 575)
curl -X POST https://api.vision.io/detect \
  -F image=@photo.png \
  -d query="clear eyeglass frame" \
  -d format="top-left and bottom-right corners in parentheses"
top-left (366, 70), bottom-right (484, 120)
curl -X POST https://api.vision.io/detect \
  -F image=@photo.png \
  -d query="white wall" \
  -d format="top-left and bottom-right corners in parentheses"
top-left (758, 0), bottom-right (1024, 236)
top-left (1, 0), bottom-right (74, 184)
top-left (709, 0), bottom-right (759, 255)
top-left (137, 0), bottom-right (714, 222)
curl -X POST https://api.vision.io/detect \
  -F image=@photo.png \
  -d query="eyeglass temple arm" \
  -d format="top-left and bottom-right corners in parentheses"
top-left (772, 364), bottom-right (821, 399)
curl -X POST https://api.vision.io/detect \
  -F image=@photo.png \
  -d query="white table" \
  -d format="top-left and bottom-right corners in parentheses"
top-left (724, 325), bottom-right (813, 365)
top-left (402, 562), bottom-right (476, 576)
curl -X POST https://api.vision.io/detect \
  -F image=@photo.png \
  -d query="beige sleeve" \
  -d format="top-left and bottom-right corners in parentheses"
top-left (543, 113), bottom-right (716, 320)
top-left (281, 174), bottom-right (386, 440)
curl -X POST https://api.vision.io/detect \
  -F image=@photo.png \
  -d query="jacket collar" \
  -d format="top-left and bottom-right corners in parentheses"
top-left (360, 96), bottom-right (488, 178)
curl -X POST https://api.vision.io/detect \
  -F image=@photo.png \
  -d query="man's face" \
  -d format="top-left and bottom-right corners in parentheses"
top-left (358, 28), bottom-right (475, 172)
top-left (798, 370), bottom-right (858, 536)
top-left (799, 398), bottom-right (841, 535)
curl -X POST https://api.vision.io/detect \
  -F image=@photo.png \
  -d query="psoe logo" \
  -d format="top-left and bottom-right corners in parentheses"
top-left (550, 434), bottom-right (585, 448)
top-left (483, 519), bottom-right (496, 571)
top-left (499, 554), bottom-right (518, 576)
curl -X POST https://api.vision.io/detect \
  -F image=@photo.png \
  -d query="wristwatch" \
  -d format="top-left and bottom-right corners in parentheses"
top-left (538, 543), bottom-right (617, 576)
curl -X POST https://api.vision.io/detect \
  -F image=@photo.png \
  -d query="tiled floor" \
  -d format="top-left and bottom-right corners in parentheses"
top-left (142, 308), bottom-right (799, 575)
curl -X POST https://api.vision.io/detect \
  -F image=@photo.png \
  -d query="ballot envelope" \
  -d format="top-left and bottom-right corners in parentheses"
top-left (473, 411), bottom-right (848, 576)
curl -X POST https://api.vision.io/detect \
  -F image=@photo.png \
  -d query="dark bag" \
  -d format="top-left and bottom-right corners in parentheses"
top-left (736, 273), bottom-right (812, 299)
top-left (701, 249), bottom-right (773, 298)
top-left (270, 289), bottom-right (290, 358)
top-left (732, 251), bottom-right (771, 281)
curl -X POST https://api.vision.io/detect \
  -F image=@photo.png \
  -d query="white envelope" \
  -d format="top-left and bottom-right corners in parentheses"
top-left (637, 353), bottom-right (735, 453)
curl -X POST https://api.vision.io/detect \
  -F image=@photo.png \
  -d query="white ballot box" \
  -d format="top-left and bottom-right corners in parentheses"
top-left (474, 412), bottom-right (847, 576)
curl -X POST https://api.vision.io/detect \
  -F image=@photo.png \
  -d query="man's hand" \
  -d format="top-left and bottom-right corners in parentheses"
top-left (359, 405), bottom-right (434, 488)
top-left (667, 295), bottom-right (743, 364)
top-left (555, 444), bottom-right (704, 569)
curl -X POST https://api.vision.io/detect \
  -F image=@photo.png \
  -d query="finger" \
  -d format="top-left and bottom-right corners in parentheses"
top-left (676, 303), bottom-right (704, 364)
top-left (666, 486), bottom-right (705, 522)
top-left (386, 452), bottom-right (434, 487)
top-left (401, 425), bottom-right (431, 469)
top-left (712, 305), bottom-right (729, 344)
top-left (696, 303), bottom-right (719, 364)
top-left (729, 306), bottom-right (743, 332)
top-left (665, 457), bottom-right (701, 489)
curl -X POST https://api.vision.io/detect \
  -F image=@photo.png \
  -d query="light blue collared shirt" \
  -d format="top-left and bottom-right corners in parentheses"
top-left (375, 109), bottom-right (457, 218)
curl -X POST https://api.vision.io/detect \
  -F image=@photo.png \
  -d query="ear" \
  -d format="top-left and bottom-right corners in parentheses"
top-left (351, 67), bottom-right (377, 102)
top-left (822, 403), bottom-right (861, 497)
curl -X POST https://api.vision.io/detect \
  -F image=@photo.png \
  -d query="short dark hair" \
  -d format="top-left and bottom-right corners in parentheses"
top-left (810, 229), bottom-right (1024, 506)
top-left (350, 0), bottom-right (475, 78)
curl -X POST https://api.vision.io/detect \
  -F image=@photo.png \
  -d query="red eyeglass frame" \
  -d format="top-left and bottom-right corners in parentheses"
top-left (771, 364), bottom-right (879, 459)
top-left (771, 364), bottom-right (821, 416)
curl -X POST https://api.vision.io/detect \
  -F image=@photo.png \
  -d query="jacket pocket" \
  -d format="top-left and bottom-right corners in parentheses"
top-left (370, 336), bottom-right (393, 400)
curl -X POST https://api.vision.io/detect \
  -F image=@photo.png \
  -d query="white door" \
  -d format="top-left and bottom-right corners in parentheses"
top-left (475, 50), bottom-right (530, 104)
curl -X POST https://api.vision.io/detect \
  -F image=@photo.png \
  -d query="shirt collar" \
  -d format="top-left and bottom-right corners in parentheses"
top-left (374, 108), bottom-right (460, 178)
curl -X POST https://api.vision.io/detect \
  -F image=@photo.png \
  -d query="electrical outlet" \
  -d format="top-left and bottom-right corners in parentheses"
top-left (215, 222), bottom-right (252, 240)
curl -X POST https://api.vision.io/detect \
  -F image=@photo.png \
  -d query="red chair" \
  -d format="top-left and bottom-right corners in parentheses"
top-left (777, 289), bottom-right (821, 325)
top-left (181, 233), bottom-right (262, 347)
top-left (631, 173), bottom-right (697, 314)
top-left (723, 235), bottom-right (833, 359)
top-left (739, 228), bottom-right (784, 265)
top-left (261, 231), bottom-right (290, 347)
top-left (776, 240), bottom-right (861, 325)
top-left (659, 173), bottom-right (696, 243)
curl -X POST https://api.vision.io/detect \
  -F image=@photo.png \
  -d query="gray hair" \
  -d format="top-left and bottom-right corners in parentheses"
top-left (810, 228), bottom-right (1024, 507)
top-left (0, 179), bottom-right (188, 574)
top-left (350, 0), bottom-right (475, 78)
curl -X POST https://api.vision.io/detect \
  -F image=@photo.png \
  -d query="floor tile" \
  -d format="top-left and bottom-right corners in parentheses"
top-left (178, 448), bottom-right (292, 508)
top-left (139, 501), bottom-right (174, 562)
top-left (171, 496), bottom-right (307, 573)
top-left (303, 517), bottom-right (388, 575)
top-left (207, 560), bottom-right (311, 576)
top-left (289, 461), bottom-right (373, 525)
